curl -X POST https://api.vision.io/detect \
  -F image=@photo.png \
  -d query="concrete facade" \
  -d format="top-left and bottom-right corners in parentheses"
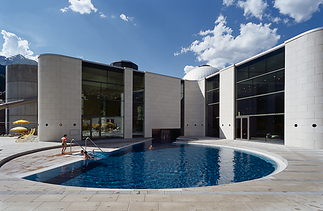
top-left (183, 79), bottom-right (205, 136)
top-left (123, 68), bottom-right (133, 139)
top-left (34, 27), bottom-right (323, 149)
top-left (218, 65), bottom-right (235, 140)
top-left (6, 64), bottom-right (38, 134)
top-left (38, 55), bottom-right (82, 142)
top-left (285, 27), bottom-right (323, 149)
top-left (144, 72), bottom-right (181, 138)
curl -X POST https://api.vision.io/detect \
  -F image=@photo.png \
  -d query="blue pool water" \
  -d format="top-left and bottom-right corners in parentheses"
top-left (24, 141), bottom-right (276, 189)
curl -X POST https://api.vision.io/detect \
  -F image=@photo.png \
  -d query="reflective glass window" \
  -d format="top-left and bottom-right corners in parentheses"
top-left (83, 62), bottom-right (108, 83)
top-left (133, 90), bottom-right (144, 102)
top-left (82, 81), bottom-right (101, 99)
top-left (237, 80), bottom-right (252, 99)
top-left (236, 63), bottom-right (249, 82)
top-left (133, 72), bottom-right (144, 89)
top-left (206, 89), bottom-right (219, 104)
top-left (82, 98), bottom-right (101, 116)
top-left (206, 74), bottom-right (219, 91)
top-left (133, 117), bottom-right (144, 134)
top-left (108, 69), bottom-right (124, 85)
top-left (266, 48), bottom-right (285, 72)
top-left (104, 100), bottom-right (122, 116)
top-left (249, 115), bottom-right (284, 142)
top-left (101, 83), bottom-right (124, 100)
top-left (248, 57), bottom-right (266, 78)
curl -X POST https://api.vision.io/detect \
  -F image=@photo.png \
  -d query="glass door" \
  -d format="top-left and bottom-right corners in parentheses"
top-left (235, 117), bottom-right (249, 140)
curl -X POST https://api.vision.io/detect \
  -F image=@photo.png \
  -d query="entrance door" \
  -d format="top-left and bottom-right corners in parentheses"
top-left (235, 117), bottom-right (249, 140)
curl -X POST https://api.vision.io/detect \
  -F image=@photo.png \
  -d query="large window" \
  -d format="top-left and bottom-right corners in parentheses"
top-left (235, 47), bottom-right (285, 143)
top-left (133, 71), bottom-right (144, 137)
top-left (82, 62), bottom-right (124, 139)
top-left (206, 74), bottom-right (220, 137)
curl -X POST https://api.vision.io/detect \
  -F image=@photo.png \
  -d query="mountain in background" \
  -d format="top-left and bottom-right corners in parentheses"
top-left (0, 54), bottom-right (38, 66)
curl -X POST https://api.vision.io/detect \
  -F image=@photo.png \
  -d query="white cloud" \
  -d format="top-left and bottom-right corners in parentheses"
top-left (60, 7), bottom-right (69, 13)
top-left (175, 15), bottom-right (280, 70)
top-left (184, 65), bottom-right (196, 74)
top-left (0, 30), bottom-right (37, 61)
top-left (223, 0), bottom-right (235, 6)
top-left (61, 0), bottom-right (98, 15)
top-left (99, 12), bottom-right (106, 18)
top-left (237, 0), bottom-right (268, 19)
top-left (274, 0), bottom-right (323, 23)
top-left (120, 14), bottom-right (133, 22)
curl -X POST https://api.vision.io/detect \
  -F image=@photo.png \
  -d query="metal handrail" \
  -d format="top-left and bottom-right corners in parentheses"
top-left (85, 137), bottom-right (104, 152)
top-left (70, 139), bottom-right (85, 154)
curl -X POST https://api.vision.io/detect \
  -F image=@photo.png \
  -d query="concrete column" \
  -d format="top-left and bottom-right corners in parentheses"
top-left (219, 65), bottom-right (235, 139)
top-left (124, 68), bottom-right (133, 139)
top-left (38, 54), bottom-right (82, 142)
top-left (184, 79), bottom-right (205, 137)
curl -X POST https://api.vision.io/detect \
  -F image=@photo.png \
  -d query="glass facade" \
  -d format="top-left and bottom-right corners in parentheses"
top-left (206, 74), bottom-right (220, 137)
top-left (133, 71), bottom-right (144, 137)
top-left (82, 62), bottom-right (124, 139)
top-left (235, 47), bottom-right (285, 143)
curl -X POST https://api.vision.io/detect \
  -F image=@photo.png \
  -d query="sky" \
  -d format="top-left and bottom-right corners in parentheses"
top-left (0, 0), bottom-right (322, 78)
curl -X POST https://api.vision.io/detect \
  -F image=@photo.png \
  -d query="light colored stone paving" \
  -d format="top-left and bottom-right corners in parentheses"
top-left (0, 136), bottom-right (322, 210)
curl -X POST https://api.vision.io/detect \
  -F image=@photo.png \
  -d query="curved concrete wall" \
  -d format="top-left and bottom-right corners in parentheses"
top-left (285, 28), bottom-right (323, 149)
top-left (6, 64), bottom-right (38, 134)
top-left (38, 54), bottom-right (82, 142)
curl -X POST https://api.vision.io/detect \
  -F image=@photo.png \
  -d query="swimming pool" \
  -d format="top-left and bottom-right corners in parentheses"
top-left (23, 140), bottom-right (276, 189)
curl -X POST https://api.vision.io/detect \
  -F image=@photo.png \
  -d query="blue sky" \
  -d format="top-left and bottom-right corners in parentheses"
top-left (0, 0), bottom-right (322, 78)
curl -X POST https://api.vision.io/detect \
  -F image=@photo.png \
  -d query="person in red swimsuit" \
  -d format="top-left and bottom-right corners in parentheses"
top-left (61, 134), bottom-right (67, 154)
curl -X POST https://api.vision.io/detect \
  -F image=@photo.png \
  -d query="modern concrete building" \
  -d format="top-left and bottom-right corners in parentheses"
top-left (37, 27), bottom-right (323, 149)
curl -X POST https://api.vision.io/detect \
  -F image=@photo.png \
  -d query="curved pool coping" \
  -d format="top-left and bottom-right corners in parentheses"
top-left (2, 139), bottom-right (288, 192)
top-left (176, 142), bottom-right (288, 178)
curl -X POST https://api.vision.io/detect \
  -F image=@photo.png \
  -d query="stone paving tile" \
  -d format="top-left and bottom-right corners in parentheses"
top-left (244, 202), bottom-right (281, 211)
top-left (60, 194), bottom-right (93, 202)
top-left (159, 202), bottom-right (190, 211)
top-left (171, 194), bottom-right (201, 202)
top-left (0, 202), bottom-right (43, 211)
top-left (117, 194), bottom-right (145, 202)
top-left (33, 194), bottom-right (66, 202)
top-left (187, 202), bottom-right (221, 211)
top-left (216, 202), bottom-right (252, 211)
top-left (88, 194), bottom-right (118, 202)
top-left (3, 194), bottom-right (40, 202)
top-left (128, 202), bottom-right (159, 211)
top-left (196, 195), bottom-right (228, 203)
top-left (97, 201), bottom-right (129, 210)
top-left (144, 194), bottom-right (172, 202)
top-left (65, 201), bottom-right (100, 211)
top-left (270, 202), bottom-right (313, 211)
top-left (33, 201), bottom-right (72, 211)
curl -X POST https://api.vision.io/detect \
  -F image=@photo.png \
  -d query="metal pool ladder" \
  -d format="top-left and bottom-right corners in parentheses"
top-left (84, 137), bottom-right (104, 152)
top-left (69, 139), bottom-right (85, 154)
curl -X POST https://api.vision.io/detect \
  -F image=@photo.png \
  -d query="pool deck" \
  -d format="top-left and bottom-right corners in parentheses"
top-left (0, 137), bottom-right (322, 211)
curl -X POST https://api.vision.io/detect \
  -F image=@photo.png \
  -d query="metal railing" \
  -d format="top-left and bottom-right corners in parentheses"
top-left (70, 139), bottom-right (85, 154)
top-left (85, 137), bottom-right (104, 152)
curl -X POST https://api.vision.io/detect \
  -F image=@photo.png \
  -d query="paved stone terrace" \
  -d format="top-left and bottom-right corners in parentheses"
top-left (0, 137), bottom-right (322, 211)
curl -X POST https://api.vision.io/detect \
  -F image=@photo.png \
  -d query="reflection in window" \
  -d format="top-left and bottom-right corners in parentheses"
top-left (82, 61), bottom-right (124, 139)
top-left (235, 47), bottom-right (285, 143)
top-left (133, 71), bottom-right (144, 137)
top-left (206, 74), bottom-right (220, 137)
